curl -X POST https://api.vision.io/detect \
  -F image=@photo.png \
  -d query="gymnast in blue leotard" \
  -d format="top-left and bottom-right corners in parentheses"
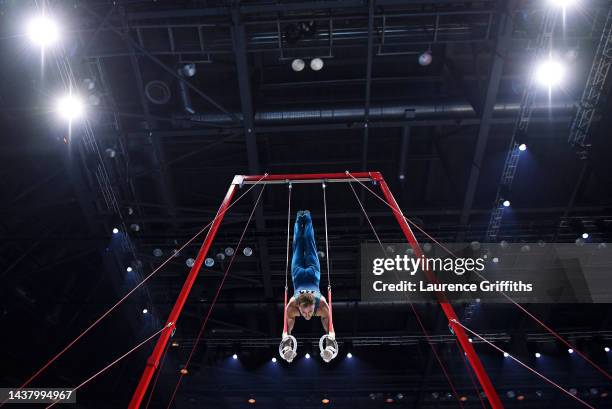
top-left (284, 210), bottom-right (331, 334)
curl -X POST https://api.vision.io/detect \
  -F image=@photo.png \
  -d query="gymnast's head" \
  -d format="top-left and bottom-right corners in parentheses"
top-left (297, 293), bottom-right (315, 320)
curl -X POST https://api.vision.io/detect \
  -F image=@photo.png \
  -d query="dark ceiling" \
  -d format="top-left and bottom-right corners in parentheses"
top-left (1, 0), bottom-right (611, 408)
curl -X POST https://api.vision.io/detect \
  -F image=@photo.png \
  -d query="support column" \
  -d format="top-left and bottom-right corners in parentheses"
top-left (377, 175), bottom-right (503, 409)
top-left (128, 180), bottom-right (239, 409)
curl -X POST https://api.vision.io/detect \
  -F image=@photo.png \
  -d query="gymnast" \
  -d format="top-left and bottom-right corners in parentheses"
top-left (280, 210), bottom-right (336, 362)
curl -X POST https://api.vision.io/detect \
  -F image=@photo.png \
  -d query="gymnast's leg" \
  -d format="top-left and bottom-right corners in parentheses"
top-left (302, 211), bottom-right (321, 273)
top-left (291, 211), bottom-right (306, 279)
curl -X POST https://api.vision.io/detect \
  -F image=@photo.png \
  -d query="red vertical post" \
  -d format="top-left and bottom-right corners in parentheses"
top-left (128, 180), bottom-right (239, 409)
top-left (377, 174), bottom-right (504, 409)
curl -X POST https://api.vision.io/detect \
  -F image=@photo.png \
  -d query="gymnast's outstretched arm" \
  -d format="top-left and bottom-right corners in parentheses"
top-left (317, 296), bottom-right (331, 333)
top-left (285, 298), bottom-right (298, 335)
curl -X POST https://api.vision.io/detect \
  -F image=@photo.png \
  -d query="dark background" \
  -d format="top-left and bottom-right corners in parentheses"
top-left (0, 0), bottom-right (611, 408)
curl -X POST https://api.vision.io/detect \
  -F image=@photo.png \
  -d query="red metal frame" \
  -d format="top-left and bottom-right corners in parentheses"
top-left (128, 172), bottom-right (503, 409)
top-left (377, 176), bottom-right (503, 409)
top-left (127, 182), bottom-right (238, 409)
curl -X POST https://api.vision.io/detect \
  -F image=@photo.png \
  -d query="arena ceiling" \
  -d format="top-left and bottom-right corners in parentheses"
top-left (0, 0), bottom-right (611, 408)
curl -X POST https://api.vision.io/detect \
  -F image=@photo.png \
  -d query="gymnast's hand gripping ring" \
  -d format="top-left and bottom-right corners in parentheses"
top-left (319, 333), bottom-right (338, 363)
top-left (279, 333), bottom-right (298, 363)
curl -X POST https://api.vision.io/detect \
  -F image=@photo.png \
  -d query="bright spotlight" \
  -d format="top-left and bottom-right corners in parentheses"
top-left (347, 352), bottom-right (353, 359)
top-left (112, 227), bottom-right (119, 234)
top-left (468, 338), bottom-right (473, 343)
top-left (568, 348), bottom-right (574, 354)
top-left (305, 353), bottom-right (311, 359)
top-left (291, 59), bottom-right (305, 72)
top-left (418, 51), bottom-right (433, 66)
top-left (142, 308), bottom-right (148, 314)
top-left (126, 266), bottom-right (133, 273)
top-left (518, 143), bottom-right (527, 151)
top-left (310, 58), bottom-right (324, 71)
top-left (535, 352), bottom-right (541, 358)
top-left (57, 94), bottom-right (84, 120)
top-left (582, 233), bottom-right (589, 239)
top-left (605, 347), bottom-right (610, 352)
top-left (548, 0), bottom-right (576, 8)
top-left (232, 354), bottom-right (238, 360)
top-left (502, 200), bottom-right (511, 207)
top-left (271, 357), bottom-right (277, 363)
top-left (503, 352), bottom-right (509, 358)
top-left (27, 16), bottom-right (59, 47)
top-left (535, 59), bottom-right (565, 88)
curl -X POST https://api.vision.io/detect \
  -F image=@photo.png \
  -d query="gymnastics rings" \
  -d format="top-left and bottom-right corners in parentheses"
top-left (279, 333), bottom-right (298, 363)
top-left (319, 333), bottom-right (338, 363)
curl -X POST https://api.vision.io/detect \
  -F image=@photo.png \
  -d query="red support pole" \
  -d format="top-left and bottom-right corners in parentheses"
top-left (376, 174), bottom-right (504, 409)
top-left (128, 180), bottom-right (239, 409)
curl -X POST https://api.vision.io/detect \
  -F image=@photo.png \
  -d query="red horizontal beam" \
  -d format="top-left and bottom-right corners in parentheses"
top-left (236, 171), bottom-right (383, 184)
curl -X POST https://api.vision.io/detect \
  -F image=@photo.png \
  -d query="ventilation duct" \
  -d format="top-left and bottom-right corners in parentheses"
top-left (184, 98), bottom-right (575, 125)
